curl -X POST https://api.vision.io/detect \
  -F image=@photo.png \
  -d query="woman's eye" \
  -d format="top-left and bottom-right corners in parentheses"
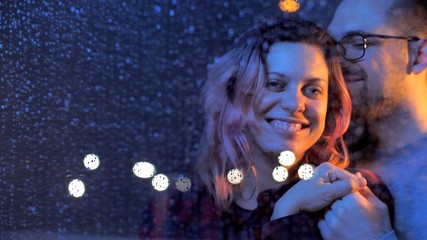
top-left (304, 85), bottom-right (324, 97)
top-left (266, 80), bottom-right (286, 91)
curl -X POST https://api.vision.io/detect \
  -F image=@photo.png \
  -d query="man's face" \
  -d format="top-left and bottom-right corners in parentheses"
top-left (328, 0), bottom-right (409, 120)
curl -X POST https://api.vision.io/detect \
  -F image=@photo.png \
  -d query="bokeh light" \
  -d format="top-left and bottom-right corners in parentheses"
top-left (175, 176), bottom-right (192, 192)
top-left (227, 169), bottom-right (243, 185)
top-left (68, 179), bottom-right (86, 198)
top-left (83, 154), bottom-right (100, 170)
top-left (133, 161), bottom-right (156, 179)
top-left (298, 163), bottom-right (315, 180)
top-left (278, 150), bottom-right (296, 167)
top-left (152, 174), bottom-right (169, 191)
top-left (272, 166), bottom-right (289, 182)
top-left (278, 0), bottom-right (300, 13)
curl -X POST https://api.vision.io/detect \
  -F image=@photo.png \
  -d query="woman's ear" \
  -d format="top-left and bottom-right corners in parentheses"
top-left (411, 37), bottom-right (427, 74)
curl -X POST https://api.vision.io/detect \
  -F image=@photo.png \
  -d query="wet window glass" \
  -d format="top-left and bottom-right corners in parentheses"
top-left (0, 0), bottom-right (340, 238)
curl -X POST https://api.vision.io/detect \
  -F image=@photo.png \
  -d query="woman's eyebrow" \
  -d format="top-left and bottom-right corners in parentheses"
top-left (267, 72), bottom-right (288, 78)
top-left (305, 77), bottom-right (328, 84)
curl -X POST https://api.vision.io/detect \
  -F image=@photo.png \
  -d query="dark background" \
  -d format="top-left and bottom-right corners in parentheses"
top-left (0, 0), bottom-right (341, 238)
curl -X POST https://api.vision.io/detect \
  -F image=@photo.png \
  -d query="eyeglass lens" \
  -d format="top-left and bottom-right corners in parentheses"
top-left (340, 35), bottom-right (365, 60)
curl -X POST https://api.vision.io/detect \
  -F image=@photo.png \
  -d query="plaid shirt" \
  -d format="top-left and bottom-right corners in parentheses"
top-left (139, 169), bottom-right (393, 240)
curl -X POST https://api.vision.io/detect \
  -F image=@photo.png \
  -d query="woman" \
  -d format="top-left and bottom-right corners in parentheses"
top-left (140, 18), bottom-right (393, 239)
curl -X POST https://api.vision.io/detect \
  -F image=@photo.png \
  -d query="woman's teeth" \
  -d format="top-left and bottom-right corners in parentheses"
top-left (271, 120), bottom-right (302, 131)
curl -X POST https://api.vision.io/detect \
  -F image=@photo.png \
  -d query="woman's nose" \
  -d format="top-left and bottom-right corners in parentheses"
top-left (280, 90), bottom-right (305, 112)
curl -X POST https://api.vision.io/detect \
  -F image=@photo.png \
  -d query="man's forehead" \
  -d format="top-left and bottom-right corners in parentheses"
top-left (328, 0), bottom-right (394, 39)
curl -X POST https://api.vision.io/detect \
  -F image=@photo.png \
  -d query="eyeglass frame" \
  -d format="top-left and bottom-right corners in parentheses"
top-left (335, 32), bottom-right (420, 61)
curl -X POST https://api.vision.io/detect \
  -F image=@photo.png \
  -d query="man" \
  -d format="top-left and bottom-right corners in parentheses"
top-left (319, 0), bottom-right (427, 239)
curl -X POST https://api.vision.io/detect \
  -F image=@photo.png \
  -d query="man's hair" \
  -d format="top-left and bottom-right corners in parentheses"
top-left (197, 18), bottom-right (351, 211)
top-left (388, 0), bottom-right (427, 37)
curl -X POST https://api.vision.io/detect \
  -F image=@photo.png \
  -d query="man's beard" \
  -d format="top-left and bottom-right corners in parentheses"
top-left (353, 68), bottom-right (407, 123)
top-left (345, 67), bottom-right (407, 161)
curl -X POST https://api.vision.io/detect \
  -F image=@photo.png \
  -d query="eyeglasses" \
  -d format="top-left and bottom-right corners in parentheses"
top-left (336, 33), bottom-right (420, 60)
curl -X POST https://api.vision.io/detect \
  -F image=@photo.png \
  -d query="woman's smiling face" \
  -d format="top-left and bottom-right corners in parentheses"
top-left (249, 42), bottom-right (329, 163)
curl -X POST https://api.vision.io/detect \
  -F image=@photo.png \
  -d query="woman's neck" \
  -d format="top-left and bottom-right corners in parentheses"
top-left (234, 150), bottom-right (300, 210)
